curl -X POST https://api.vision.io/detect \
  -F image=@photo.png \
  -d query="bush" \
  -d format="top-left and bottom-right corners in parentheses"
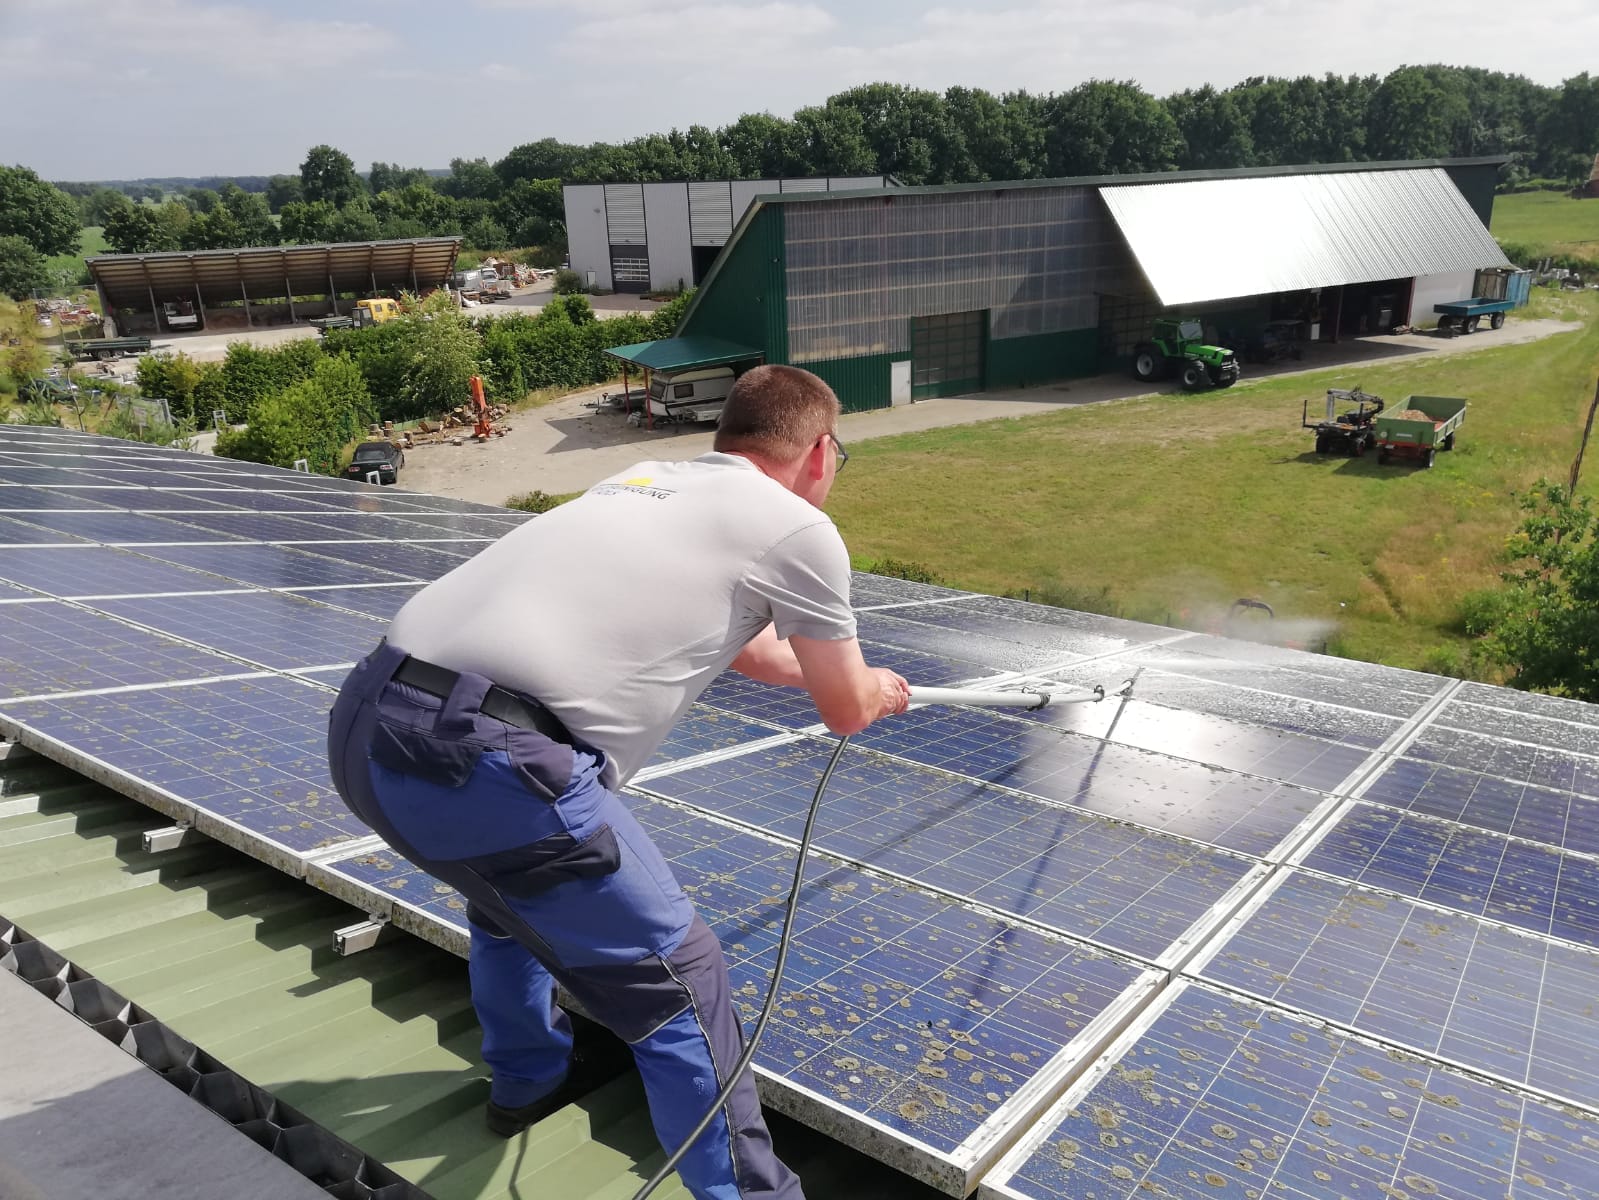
top-left (1453, 588), bottom-right (1511, 637)
top-left (398, 290), bottom-right (484, 419)
top-left (99, 405), bottom-right (194, 448)
top-left (8, 395), bottom-right (60, 426)
top-left (215, 353), bottom-right (375, 475)
top-left (861, 557), bottom-right (945, 585)
top-left (135, 350), bottom-right (222, 425)
top-left (552, 268), bottom-right (583, 295)
top-left (505, 489), bottom-right (567, 513)
top-left (218, 338), bottom-right (323, 422)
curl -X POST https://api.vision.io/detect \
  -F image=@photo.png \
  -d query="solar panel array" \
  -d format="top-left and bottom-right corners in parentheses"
top-left (3, 423), bottom-right (1597, 1197)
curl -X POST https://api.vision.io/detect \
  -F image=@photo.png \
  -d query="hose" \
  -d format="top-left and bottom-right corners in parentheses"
top-left (630, 732), bottom-right (852, 1200)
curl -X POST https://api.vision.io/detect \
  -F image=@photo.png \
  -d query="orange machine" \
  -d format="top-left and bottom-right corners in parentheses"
top-left (469, 375), bottom-right (494, 441)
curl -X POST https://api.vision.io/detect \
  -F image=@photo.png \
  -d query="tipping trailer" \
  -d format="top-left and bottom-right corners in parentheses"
top-left (1434, 267), bottom-right (1532, 334)
top-left (1374, 395), bottom-right (1467, 468)
top-left (68, 336), bottom-right (151, 361)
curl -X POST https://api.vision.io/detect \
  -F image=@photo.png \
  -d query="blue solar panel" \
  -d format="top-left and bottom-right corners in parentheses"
top-left (85, 592), bottom-right (386, 670)
top-left (1193, 871), bottom-right (1599, 1107)
top-left (0, 466), bottom-right (130, 487)
top-left (279, 584), bottom-right (421, 621)
top-left (161, 489), bottom-right (347, 513)
top-left (986, 981), bottom-right (1599, 1200)
top-left (2, 674), bottom-right (364, 856)
top-left (854, 706), bottom-right (1332, 856)
top-left (289, 539), bottom-right (474, 582)
top-left (867, 601), bottom-right (1135, 661)
top-left (1300, 803), bottom-right (1599, 949)
top-left (4, 509), bottom-right (248, 544)
top-left (0, 484), bottom-right (119, 510)
top-left (381, 512), bottom-right (525, 538)
top-left (0, 601), bottom-right (249, 699)
top-left (261, 511), bottom-right (495, 541)
top-left (643, 739), bottom-right (1254, 960)
top-left (1454, 682), bottom-right (1599, 728)
top-left (53, 487), bottom-right (238, 512)
top-left (318, 791), bottom-right (1151, 1171)
top-left (857, 611), bottom-right (1071, 673)
top-left (646, 703), bottom-right (790, 767)
top-left (151, 511), bottom-right (377, 541)
top-left (135, 542), bottom-right (406, 589)
top-left (0, 545), bottom-right (233, 597)
top-left (846, 573), bottom-right (972, 607)
top-left (1434, 699), bottom-right (1599, 756)
top-left (0, 516), bottom-right (87, 545)
top-left (1165, 632), bottom-right (1442, 695)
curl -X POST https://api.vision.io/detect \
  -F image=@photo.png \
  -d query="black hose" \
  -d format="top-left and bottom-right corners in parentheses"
top-left (631, 732), bottom-right (852, 1200)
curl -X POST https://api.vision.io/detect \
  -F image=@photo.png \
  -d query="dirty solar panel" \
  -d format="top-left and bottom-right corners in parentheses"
top-left (153, 511), bottom-right (382, 542)
top-left (642, 739), bottom-right (1255, 961)
top-left (852, 706), bottom-right (1330, 857)
top-left (264, 511), bottom-right (495, 542)
top-left (380, 512), bottom-right (527, 539)
top-left (1300, 803), bottom-right (1599, 949)
top-left (2, 509), bottom-right (248, 545)
top-left (49, 487), bottom-right (244, 512)
top-left (0, 484), bottom-right (121, 511)
top-left (83, 592), bottom-right (386, 671)
top-left (0, 545), bottom-right (235, 597)
top-left (847, 573), bottom-right (976, 608)
top-left (646, 704), bottom-right (791, 768)
top-left (1453, 681), bottom-right (1599, 729)
top-left (158, 489), bottom-right (351, 514)
top-left (280, 584), bottom-right (422, 622)
top-left (134, 542), bottom-right (406, 589)
top-left (318, 791), bottom-right (1152, 1164)
top-left (856, 612), bottom-right (1071, 674)
top-left (1192, 870), bottom-right (1599, 1108)
top-left (1432, 698), bottom-right (1599, 758)
top-left (869, 601), bottom-right (1135, 662)
top-left (1, 675), bottom-right (365, 856)
top-left (931, 595), bottom-right (1176, 646)
top-left (0, 601), bottom-right (248, 699)
top-left (0, 516), bottom-right (88, 545)
top-left (288, 539), bottom-right (474, 583)
top-left (984, 981), bottom-right (1599, 1200)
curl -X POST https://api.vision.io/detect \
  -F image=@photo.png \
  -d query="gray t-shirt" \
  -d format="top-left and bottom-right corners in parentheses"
top-left (385, 453), bottom-right (856, 786)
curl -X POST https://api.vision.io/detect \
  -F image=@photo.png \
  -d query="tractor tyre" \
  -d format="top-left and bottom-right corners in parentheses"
top-left (1442, 432), bottom-right (1456, 451)
top-left (1463, 315), bottom-right (1481, 334)
top-left (1353, 435), bottom-right (1368, 458)
top-left (1315, 433), bottom-right (1329, 455)
top-left (1181, 361), bottom-right (1207, 390)
top-left (1490, 312), bottom-right (1506, 330)
top-left (1133, 347), bottom-right (1163, 382)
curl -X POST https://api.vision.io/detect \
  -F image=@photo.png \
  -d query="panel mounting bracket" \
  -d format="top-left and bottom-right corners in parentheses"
top-left (142, 822), bottom-right (199, 852)
top-left (333, 915), bottom-right (391, 956)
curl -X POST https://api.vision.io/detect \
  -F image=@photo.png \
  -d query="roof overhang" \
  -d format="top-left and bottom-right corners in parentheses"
top-left (1098, 167), bottom-right (1511, 307)
top-left (604, 336), bottom-right (763, 374)
top-left (86, 238), bottom-right (463, 310)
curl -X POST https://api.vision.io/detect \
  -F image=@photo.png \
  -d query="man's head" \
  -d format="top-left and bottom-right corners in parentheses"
top-left (714, 365), bottom-right (844, 506)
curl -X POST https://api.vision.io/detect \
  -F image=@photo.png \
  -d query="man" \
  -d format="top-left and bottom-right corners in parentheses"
top-left (327, 365), bottom-right (910, 1200)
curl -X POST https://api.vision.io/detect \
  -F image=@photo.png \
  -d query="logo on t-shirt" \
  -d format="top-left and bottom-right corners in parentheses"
top-left (593, 477), bottom-right (677, 500)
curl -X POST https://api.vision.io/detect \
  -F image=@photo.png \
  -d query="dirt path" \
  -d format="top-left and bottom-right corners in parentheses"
top-left (393, 319), bottom-right (1583, 507)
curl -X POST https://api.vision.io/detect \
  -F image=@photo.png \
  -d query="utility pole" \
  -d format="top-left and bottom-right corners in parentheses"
top-left (1571, 374), bottom-right (1599, 497)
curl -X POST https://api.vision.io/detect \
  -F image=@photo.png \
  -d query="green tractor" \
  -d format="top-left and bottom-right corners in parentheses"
top-left (1132, 318), bottom-right (1241, 391)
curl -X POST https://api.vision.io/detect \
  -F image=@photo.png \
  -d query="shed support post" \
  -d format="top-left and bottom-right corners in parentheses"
top-left (147, 283), bottom-right (160, 334)
top-left (194, 282), bottom-right (205, 330)
top-left (371, 269), bottom-right (378, 297)
top-left (285, 274), bottom-right (296, 321)
top-left (95, 282), bottom-right (115, 337)
top-left (240, 277), bottom-right (253, 328)
top-left (329, 273), bottom-right (339, 316)
top-left (1331, 286), bottom-right (1343, 344)
top-left (411, 266), bottom-right (419, 292)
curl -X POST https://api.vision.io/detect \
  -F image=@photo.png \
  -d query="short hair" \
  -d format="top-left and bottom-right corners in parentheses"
top-left (713, 365), bottom-right (840, 461)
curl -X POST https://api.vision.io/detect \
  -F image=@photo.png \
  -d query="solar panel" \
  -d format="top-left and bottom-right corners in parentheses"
top-left (640, 739), bottom-right (1258, 961)
top-left (311, 792), bottom-right (1162, 1192)
top-left (983, 980), bottom-right (1599, 1200)
top-left (6, 426), bottom-right (1599, 1197)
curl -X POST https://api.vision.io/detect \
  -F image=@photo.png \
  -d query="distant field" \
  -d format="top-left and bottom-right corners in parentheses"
top-left (42, 225), bottom-right (106, 292)
top-left (1492, 191), bottom-right (1599, 257)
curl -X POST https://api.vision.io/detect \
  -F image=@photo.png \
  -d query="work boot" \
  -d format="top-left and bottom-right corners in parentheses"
top-left (486, 1032), bottom-right (635, 1137)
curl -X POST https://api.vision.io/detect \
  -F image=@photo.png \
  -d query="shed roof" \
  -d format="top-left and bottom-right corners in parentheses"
top-left (1099, 167), bottom-right (1510, 306)
top-left (604, 336), bottom-right (763, 373)
top-left (86, 237), bottom-right (462, 309)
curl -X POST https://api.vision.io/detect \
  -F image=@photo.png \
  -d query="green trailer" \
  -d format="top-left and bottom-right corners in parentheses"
top-left (1374, 394), bottom-right (1467, 468)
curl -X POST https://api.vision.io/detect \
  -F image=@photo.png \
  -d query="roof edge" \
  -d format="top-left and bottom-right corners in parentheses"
top-left (85, 236), bottom-right (464, 266)
top-left (675, 199), bottom-right (770, 334)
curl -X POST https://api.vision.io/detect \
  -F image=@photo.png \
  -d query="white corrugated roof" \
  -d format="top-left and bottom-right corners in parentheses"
top-left (1100, 167), bottom-right (1509, 306)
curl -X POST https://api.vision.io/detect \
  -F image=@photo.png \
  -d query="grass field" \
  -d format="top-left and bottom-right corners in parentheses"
top-left (829, 288), bottom-right (1599, 680)
top-left (1492, 191), bottom-right (1599, 258)
top-left (43, 225), bottom-right (105, 290)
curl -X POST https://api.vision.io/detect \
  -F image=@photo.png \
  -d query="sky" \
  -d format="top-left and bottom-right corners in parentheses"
top-left (3, 0), bottom-right (1595, 181)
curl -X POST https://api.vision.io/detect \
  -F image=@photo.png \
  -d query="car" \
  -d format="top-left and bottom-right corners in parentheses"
top-left (345, 441), bottom-right (404, 485)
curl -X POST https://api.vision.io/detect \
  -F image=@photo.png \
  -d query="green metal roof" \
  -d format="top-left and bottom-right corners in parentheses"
top-left (603, 336), bottom-right (762, 373)
top-left (0, 744), bottom-right (942, 1200)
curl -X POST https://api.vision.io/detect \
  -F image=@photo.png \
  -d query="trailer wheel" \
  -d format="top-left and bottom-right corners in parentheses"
top-left (1424, 449), bottom-right (1437, 469)
top-left (1490, 312), bottom-right (1505, 330)
top-left (1378, 448), bottom-right (1390, 464)
top-left (1442, 432), bottom-right (1455, 451)
top-left (1463, 315), bottom-right (1480, 334)
top-left (96, 350), bottom-right (116, 361)
top-left (1437, 315), bottom-right (1454, 332)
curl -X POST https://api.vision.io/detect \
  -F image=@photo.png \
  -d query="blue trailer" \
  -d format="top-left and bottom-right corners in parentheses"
top-left (1434, 267), bottom-right (1532, 334)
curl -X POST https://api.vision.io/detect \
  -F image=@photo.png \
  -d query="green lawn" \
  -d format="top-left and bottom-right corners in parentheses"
top-left (1492, 191), bottom-right (1599, 258)
top-left (42, 225), bottom-right (105, 293)
top-left (829, 288), bottom-right (1599, 681)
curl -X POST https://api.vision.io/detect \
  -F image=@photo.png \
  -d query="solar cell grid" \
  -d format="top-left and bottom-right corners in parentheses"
top-left (54, 487), bottom-right (239, 511)
top-left (642, 739), bottom-right (1256, 961)
top-left (0, 516), bottom-right (86, 545)
top-left (1162, 631), bottom-right (1440, 694)
top-left (1300, 803), bottom-right (1599, 948)
top-left (317, 791), bottom-right (1154, 1183)
top-left (846, 573), bottom-right (972, 607)
top-left (160, 490), bottom-right (346, 513)
top-left (854, 705), bottom-right (1334, 856)
top-left (279, 584), bottom-right (422, 621)
top-left (0, 484), bottom-right (119, 511)
top-left (0, 545), bottom-right (235, 597)
top-left (3, 509), bottom-right (247, 545)
top-left (647, 703), bottom-right (791, 767)
top-left (869, 601), bottom-right (1134, 661)
top-left (1400, 725), bottom-right (1599, 802)
top-left (1193, 871), bottom-right (1599, 1108)
top-left (1, 675), bottom-right (364, 857)
top-left (985, 982), bottom-right (1599, 1200)
top-left (153, 511), bottom-right (379, 541)
top-left (84, 592), bottom-right (386, 670)
top-left (1434, 699), bottom-right (1599, 756)
top-left (288, 539), bottom-right (477, 582)
top-left (268, 511), bottom-right (494, 541)
top-left (380, 512), bottom-right (527, 539)
top-left (1454, 681), bottom-right (1599, 728)
top-left (0, 466), bottom-right (133, 487)
top-left (0, 601), bottom-right (249, 699)
top-left (135, 542), bottom-right (406, 589)
top-left (856, 612), bottom-right (1070, 674)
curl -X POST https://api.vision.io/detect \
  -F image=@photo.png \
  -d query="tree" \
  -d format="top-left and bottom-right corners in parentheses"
top-left (0, 165), bottom-right (81, 255)
top-left (184, 187), bottom-right (221, 214)
top-left (265, 174), bottom-right (304, 213)
top-left (719, 113), bottom-right (800, 178)
top-left (1538, 73), bottom-right (1599, 176)
top-left (399, 290), bottom-right (484, 418)
top-left (1485, 481), bottom-right (1599, 701)
top-left (325, 201), bottom-right (381, 243)
top-left (181, 206), bottom-right (247, 250)
top-left (465, 216), bottom-right (507, 251)
top-left (1367, 66), bottom-right (1470, 160)
top-left (373, 183), bottom-right (459, 237)
top-left (0, 235), bottom-right (48, 300)
top-left (135, 351), bottom-right (219, 424)
top-left (278, 199), bottom-right (337, 245)
top-left (217, 184), bottom-right (277, 246)
top-left (789, 105), bottom-right (878, 175)
top-left (369, 162), bottom-right (432, 194)
top-left (215, 354), bottom-right (375, 474)
top-left (826, 83), bottom-right (972, 184)
top-left (495, 139), bottom-right (587, 187)
top-left (82, 187), bottom-right (128, 226)
top-left (496, 177), bottom-right (563, 247)
top-left (1168, 85), bottom-right (1254, 169)
top-left (1044, 80), bottom-right (1181, 176)
top-left (300, 144), bottom-right (364, 208)
top-left (441, 157), bottom-right (502, 201)
top-left (103, 197), bottom-right (164, 253)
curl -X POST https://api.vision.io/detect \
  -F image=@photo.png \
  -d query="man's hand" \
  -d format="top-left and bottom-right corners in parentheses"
top-left (873, 668), bottom-right (911, 718)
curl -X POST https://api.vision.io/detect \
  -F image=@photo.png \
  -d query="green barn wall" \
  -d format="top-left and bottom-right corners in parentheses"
top-left (804, 354), bottom-right (898, 413)
top-left (985, 329), bottom-right (1101, 389)
top-left (678, 205), bottom-right (788, 363)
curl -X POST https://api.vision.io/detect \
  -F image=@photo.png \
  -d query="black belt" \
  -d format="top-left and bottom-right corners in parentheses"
top-left (393, 655), bottom-right (573, 746)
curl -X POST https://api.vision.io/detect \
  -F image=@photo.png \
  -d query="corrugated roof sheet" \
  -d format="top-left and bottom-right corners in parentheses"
top-left (605, 336), bottom-right (763, 373)
top-left (1099, 167), bottom-right (1510, 306)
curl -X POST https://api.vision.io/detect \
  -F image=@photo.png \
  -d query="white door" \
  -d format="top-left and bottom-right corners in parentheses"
top-left (890, 359), bottom-right (911, 406)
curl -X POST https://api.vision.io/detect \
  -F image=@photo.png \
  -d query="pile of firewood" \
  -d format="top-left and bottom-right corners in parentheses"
top-left (395, 405), bottom-right (513, 447)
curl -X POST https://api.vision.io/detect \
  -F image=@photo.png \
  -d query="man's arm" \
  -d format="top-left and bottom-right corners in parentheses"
top-left (731, 627), bottom-right (908, 733)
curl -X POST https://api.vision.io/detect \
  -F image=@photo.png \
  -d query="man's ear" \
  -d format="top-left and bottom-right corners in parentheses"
top-left (806, 434), bottom-right (828, 480)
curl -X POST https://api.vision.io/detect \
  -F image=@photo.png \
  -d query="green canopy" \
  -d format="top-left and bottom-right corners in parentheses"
top-left (603, 336), bottom-right (762, 374)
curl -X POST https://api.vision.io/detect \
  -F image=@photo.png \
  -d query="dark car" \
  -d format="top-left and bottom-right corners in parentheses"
top-left (345, 441), bottom-right (404, 485)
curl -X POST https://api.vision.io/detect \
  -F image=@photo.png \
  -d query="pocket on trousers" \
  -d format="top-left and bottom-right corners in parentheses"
top-left (471, 825), bottom-right (621, 898)
top-left (369, 719), bottom-right (485, 789)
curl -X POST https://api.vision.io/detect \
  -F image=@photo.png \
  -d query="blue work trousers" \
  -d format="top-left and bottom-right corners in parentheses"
top-left (327, 642), bottom-right (802, 1200)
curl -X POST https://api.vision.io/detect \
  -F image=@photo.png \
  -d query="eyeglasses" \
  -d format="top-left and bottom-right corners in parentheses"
top-left (828, 432), bottom-right (849, 472)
